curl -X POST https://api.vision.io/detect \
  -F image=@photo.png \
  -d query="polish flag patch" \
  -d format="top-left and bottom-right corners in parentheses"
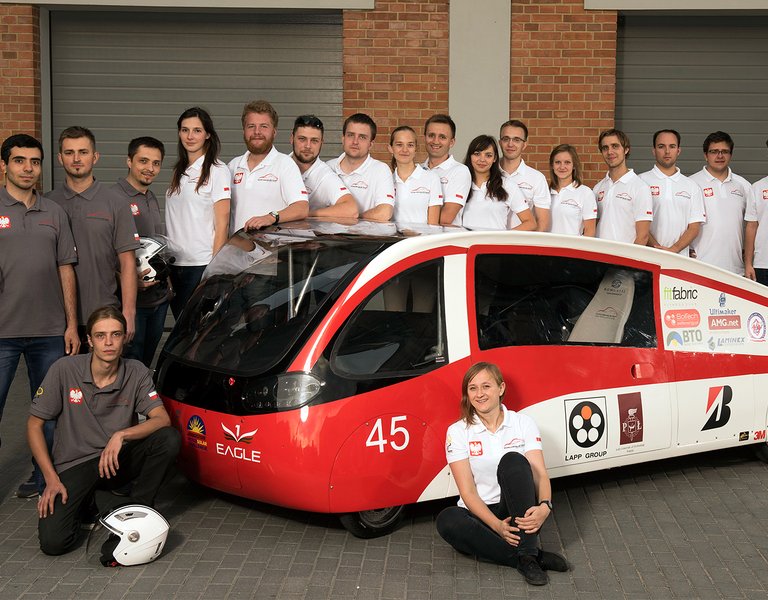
top-left (130, 203), bottom-right (140, 216)
top-left (234, 173), bottom-right (244, 184)
top-left (69, 388), bottom-right (83, 404)
top-left (650, 186), bottom-right (660, 196)
top-left (134, 233), bottom-right (140, 241)
top-left (148, 390), bottom-right (159, 400)
top-left (0, 216), bottom-right (10, 229)
top-left (703, 188), bottom-right (714, 198)
top-left (469, 441), bottom-right (483, 456)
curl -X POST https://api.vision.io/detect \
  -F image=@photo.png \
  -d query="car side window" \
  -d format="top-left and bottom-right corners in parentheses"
top-left (475, 254), bottom-right (656, 349)
top-left (331, 260), bottom-right (446, 377)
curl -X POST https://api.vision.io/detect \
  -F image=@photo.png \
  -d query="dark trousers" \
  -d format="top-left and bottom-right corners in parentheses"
top-left (436, 452), bottom-right (540, 567)
top-left (38, 426), bottom-right (180, 556)
top-left (169, 265), bottom-right (206, 320)
top-left (124, 301), bottom-right (170, 367)
top-left (755, 268), bottom-right (768, 287)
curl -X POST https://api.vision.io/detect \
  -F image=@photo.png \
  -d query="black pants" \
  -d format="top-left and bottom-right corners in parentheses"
top-left (38, 426), bottom-right (180, 556)
top-left (436, 452), bottom-right (540, 567)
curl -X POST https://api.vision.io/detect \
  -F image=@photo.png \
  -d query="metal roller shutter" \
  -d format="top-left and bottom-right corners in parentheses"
top-left (616, 16), bottom-right (768, 183)
top-left (50, 10), bottom-right (343, 191)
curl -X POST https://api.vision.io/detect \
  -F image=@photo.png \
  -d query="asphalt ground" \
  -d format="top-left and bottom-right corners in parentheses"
top-left (2, 359), bottom-right (768, 599)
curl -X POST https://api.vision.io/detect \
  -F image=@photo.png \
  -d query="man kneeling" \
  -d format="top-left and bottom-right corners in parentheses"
top-left (28, 306), bottom-right (180, 556)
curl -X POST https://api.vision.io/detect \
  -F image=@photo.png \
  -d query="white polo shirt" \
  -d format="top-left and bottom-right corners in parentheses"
top-left (462, 177), bottom-right (529, 231)
top-left (290, 154), bottom-right (349, 212)
top-left (393, 165), bottom-right (443, 224)
top-left (445, 405), bottom-right (542, 507)
top-left (501, 159), bottom-right (551, 213)
top-left (327, 153), bottom-right (395, 215)
top-left (593, 169), bottom-right (653, 243)
top-left (228, 147), bottom-right (308, 232)
top-left (550, 183), bottom-right (598, 236)
top-left (751, 176), bottom-right (768, 269)
top-left (422, 155), bottom-right (471, 225)
top-left (689, 167), bottom-right (755, 274)
top-left (639, 166), bottom-right (706, 256)
top-left (165, 156), bottom-right (231, 266)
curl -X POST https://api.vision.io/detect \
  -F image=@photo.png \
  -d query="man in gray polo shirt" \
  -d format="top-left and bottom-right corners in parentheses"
top-left (112, 137), bottom-right (171, 367)
top-left (47, 126), bottom-right (140, 346)
top-left (29, 306), bottom-right (180, 556)
top-left (0, 133), bottom-right (78, 496)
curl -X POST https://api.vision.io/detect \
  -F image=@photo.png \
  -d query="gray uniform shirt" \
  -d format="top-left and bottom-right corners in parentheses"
top-left (30, 353), bottom-right (163, 473)
top-left (47, 180), bottom-right (140, 324)
top-left (0, 188), bottom-right (77, 337)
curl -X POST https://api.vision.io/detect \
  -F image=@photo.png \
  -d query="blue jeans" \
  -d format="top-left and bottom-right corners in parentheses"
top-left (124, 301), bottom-right (170, 367)
top-left (169, 265), bottom-right (206, 320)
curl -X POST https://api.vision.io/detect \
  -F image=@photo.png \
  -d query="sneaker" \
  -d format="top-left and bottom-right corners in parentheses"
top-left (538, 550), bottom-right (569, 572)
top-left (16, 474), bottom-right (40, 499)
top-left (517, 554), bottom-right (549, 586)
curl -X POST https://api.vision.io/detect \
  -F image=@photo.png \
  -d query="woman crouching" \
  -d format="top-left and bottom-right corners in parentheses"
top-left (436, 362), bottom-right (569, 585)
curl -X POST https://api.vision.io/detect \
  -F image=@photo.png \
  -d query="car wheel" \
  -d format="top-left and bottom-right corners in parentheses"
top-left (338, 505), bottom-right (405, 538)
top-left (754, 443), bottom-right (768, 463)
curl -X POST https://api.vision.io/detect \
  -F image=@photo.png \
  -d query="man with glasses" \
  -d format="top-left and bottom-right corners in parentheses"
top-left (690, 131), bottom-right (755, 274)
top-left (499, 120), bottom-right (550, 231)
top-left (289, 115), bottom-right (358, 219)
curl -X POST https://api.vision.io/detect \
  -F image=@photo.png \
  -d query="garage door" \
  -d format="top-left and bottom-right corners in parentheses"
top-left (50, 10), bottom-right (343, 191)
top-left (616, 16), bottom-right (768, 183)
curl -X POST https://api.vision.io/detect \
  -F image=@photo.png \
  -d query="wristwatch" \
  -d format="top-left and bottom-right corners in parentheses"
top-left (269, 211), bottom-right (280, 224)
top-left (538, 499), bottom-right (553, 511)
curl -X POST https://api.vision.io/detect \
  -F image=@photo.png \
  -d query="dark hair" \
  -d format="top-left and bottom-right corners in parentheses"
top-left (292, 114), bottom-right (324, 135)
top-left (703, 131), bottom-right (734, 153)
top-left (424, 114), bottom-right (456, 138)
top-left (128, 136), bottom-right (165, 160)
top-left (500, 119), bottom-right (529, 141)
top-left (652, 129), bottom-right (681, 147)
top-left (389, 125), bottom-right (417, 170)
top-left (464, 135), bottom-right (507, 202)
top-left (548, 143), bottom-right (583, 190)
top-left (460, 362), bottom-right (505, 425)
top-left (343, 113), bottom-right (377, 141)
top-left (1, 133), bottom-right (43, 164)
top-left (598, 128), bottom-right (631, 156)
top-left (58, 126), bottom-right (96, 152)
top-left (242, 100), bottom-right (279, 128)
top-left (86, 306), bottom-right (127, 337)
top-left (169, 107), bottom-right (221, 195)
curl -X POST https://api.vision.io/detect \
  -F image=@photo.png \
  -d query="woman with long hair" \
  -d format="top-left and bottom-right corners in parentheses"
top-left (165, 107), bottom-right (231, 318)
top-left (548, 144), bottom-right (597, 236)
top-left (461, 135), bottom-right (536, 231)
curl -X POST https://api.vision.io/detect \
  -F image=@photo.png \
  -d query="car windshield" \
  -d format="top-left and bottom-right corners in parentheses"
top-left (163, 224), bottom-right (396, 375)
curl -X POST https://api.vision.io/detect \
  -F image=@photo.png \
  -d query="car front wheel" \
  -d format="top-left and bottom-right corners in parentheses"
top-left (338, 505), bottom-right (405, 538)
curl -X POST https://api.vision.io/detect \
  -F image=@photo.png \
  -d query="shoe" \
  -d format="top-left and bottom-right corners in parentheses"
top-left (111, 483), bottom-right (132, 497)
top-left (538, 550), bottom-right (569, 572)
top-left (79, 497), bottom-right (99, 530)
top-left (16, 474), bottom-right (40, 499)
top-left (517, 554), bottom-right (548, 586)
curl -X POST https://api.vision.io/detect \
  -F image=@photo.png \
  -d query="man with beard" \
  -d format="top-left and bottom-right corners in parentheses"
top-left (639, 130), bottom-right (705, 257)
top-left (289, 115), bottom-right (358, 219)
top-left (228, 100), bottom-right (308, 232)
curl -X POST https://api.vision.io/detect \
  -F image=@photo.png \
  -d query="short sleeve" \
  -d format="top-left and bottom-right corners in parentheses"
top-left (280, 158), bottom-right (309, 207)
top-left (132, 365), bottom-right (164, 416)
top-left (531, 171), bottom-right (552, 210)
top-left (633, 180), bottom-right (654, 223)
top-left (210, 162), bottom-right (232, 203)
top-left (53, 204), bottom-right (78, 266)
top-left (372, 162), bottom-right (396, 207)
top-left (688, 184), bottom-right (707, 225)
top-left (446, 421), bottom-right (469, 463)
top-left (29, 360), bottom-right (65, 420)
top-left (316, 170), bottom-right (349, 207)
top-left (579, 186), bottom-right (598, 221)
top-left (427, 170), bottom-right (444, 207)
top-left (443, 164), bottom-right (471, 207)
top-left (520, 414), bottom-right (543, 454)
top-left (111, 192), bottom-right (141, 254)
top-left (745, 184), bottom-right (758, 223)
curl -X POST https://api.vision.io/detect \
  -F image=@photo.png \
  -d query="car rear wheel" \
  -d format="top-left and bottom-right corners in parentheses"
top-left (338, 505), bottom-right (405, 538)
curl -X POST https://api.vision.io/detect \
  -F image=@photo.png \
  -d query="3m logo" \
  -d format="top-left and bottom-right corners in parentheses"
top-left (702, 385), bottom-right (732, 431)
top-left (469, 441), bottom-right (483, 456)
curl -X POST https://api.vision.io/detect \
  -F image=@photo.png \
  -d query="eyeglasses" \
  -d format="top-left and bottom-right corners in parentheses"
top-left (707, 149), bottom-right (731, 156)
top-left (500, 136), bottom-right (526, 144)
top-left (294, 115), bottom-right (324, 130)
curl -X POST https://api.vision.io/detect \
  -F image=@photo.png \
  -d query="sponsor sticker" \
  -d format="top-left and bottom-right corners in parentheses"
top-left (747, 312), bottom-right (766, 342)
top-left (708, 315), bottom-right (742, 330)
top-left (564, 397), bottom-right (608, 463)
top-left (663, 286), bottom-right (698, 301)
top-left (618, 392), bottom-right (643, 445)
top-left (703, 386), bottom-right (732, 431)
top-left (186, 415), bottom-right (208, 450)
top-left (739, 431), bottom-right (749, 442)
top-left (664, 309), bottom-right (700, 328)
top-left (221, 423), bottom-right (258, 443)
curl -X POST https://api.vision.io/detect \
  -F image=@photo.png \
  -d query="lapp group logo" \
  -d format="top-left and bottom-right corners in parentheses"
top-left (565, 397), bottom-right (608, 462)
top-left (747, 312), bottom-right (766, 342)
top-left (703, 385), bottom-right (732, 431)
top-left (68, 388), bottom-right (83, 404)
top-left (186, 415), bottom-right (207, 450)
top-left (664, 309), bottom-right (700, 328)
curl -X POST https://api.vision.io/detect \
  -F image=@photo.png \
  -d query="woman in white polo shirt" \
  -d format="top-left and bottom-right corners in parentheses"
top-left (165, 107), bottom-right (231, 318)
top-left (461, 135), bottom-right (536, 231)
top-left (388, 125), bottom-right (443, 226)
top-left (548, 144), bottom-right (597, 237)
top-left (436, 362), bottom-right (568, 586)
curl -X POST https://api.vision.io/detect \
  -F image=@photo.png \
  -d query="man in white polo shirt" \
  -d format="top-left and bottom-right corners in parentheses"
top-left (420, 114), bottom-right (471, 226)
top-left (289, 115), bottom-right (358, 219)
top-left (327, 113), bottom-right (394, 222)
top-left (690, 131), bottom-right (755, 274)
top-left (229, 100), bottom-right (308, 232)
top-left (499, 120), bottom-right (550, 232)
top-left (745, 139), bottom-right (768, 285)
top-left (639, 129), bottom-right (705, 256)
top-left (593, 129), bottom-right (653, 245)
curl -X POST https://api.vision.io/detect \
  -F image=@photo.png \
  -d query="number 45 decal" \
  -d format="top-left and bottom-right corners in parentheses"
top-left (366, 416), bottom-right (410, 453)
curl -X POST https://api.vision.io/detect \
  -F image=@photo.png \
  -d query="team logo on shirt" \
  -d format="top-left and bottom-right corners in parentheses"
top-left (503, 437), bottom-right (525, 450)
top-left (412, 186), bottom-right (430, 194)
top-left (675, 191), bottom-right (691, 199)
top-left (35, 386), bottom-right (44, 397)
top-left (731, 189), bottom-right (744, 198)
top-left (650, 186), bottom-right (660, 196)
top-left (597, 191), bottom-right (605, 202)
top-left (469, 441), bottom-right (483, 456)
top-left (440, 176), bottom-right (448, 184)
top-left (257, 173), bottom-right (278, 183)
top-left (69, 388), bottom-right (83, 404)
top-left (233, 173), bottom-right (244, 184)
top-left (350, 181), bottom-right (369, 190)
top-left (762, 189), bottom-right (768, 201)
top-left (703, 188), bottom-right (714, 197)
top-left (616, 193), bottom-right (632, 202)
top-left (130, 203), bottom-right (140, 216)
top-left (0, 216), bottom-right (10, 228)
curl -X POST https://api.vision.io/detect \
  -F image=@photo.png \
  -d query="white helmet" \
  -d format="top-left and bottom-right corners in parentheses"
top-left (99, 505), bottom-right (169, 566)
top-left (136, 237), bottom-right (169, 282)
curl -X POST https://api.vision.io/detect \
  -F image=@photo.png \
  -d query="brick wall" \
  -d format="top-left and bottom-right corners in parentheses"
top-left (342, 1), bottom-right (449, 161)
top-left (0, 4), bottom-right (41, 145)
top-left (510, 1), bottom-right (617, 185)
